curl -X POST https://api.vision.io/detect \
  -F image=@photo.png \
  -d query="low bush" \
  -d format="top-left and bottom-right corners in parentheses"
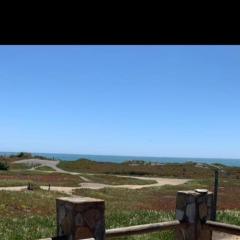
top-left (16, 152), bottom-right (32, 158)
top-left (0, 161), bottom-right (9, 170)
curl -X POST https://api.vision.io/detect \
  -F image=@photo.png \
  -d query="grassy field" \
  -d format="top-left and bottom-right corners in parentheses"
top-left (0, 190), bottom-right (65, 240)
top-left (1, 155), bottom-right (240, 239)
top-left (0, 170), bottom-right (83, 187)
top-left (73, 178), bottom-right (240, 211)
top-left (57, 158), bottom-right (240, 179)
top-left (35, 165), bottom-right (56, 171)
top-left (0, 181), bottom-right (240, 240)
top-left (0, 170), bottom-right (157, 187)
top-left (8, 163), bottom-right (33, 170)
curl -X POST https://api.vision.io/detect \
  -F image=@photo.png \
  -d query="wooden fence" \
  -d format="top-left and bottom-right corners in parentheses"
top-left (40, 189), bottom-right (240, 240)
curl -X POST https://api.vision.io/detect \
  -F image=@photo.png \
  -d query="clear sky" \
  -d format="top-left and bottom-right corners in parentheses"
top-left (1, 45), bottom-right (240, 158)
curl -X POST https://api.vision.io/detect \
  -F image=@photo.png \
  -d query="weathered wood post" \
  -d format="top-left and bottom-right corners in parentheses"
top-left (176, 189), bottom-right (213, 240)
top-left (211, 169), bottom-right (219, 221)
top-left (56, 196), bottom-right (105, 240)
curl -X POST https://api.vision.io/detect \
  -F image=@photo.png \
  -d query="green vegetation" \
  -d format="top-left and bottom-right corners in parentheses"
top-left (0, 178), bottom-right (239, 239)
top-left (106, 211), bottom-right (175, 240)
top-left (0, 190), bottom-right (65, 240)
top-left (0, 215), bottom-right (56, 240)
top-left (58, 158), bottom-right (240, 180)
top-left (82, 174), bottom-right (157, 185)
top-left (15, 152), bottom-right (32, 158)
top-left (0, 153), bottom-right (52, 171)
top-left (0, 170), bottom-right (83, 187)
top-left (35, 165), bottom-right (55, 171)
top-left (1, 155), bottom-right (240, 239)
top-left (9, 163), bottom-right (33, 170)
top-left (33, 155), bottom-right (54, 160)
top-left (217, 210), bottom-right (240, 225)
top-left (124, 160), bottom-right (150, 165)
top-left (0, 161), bottom-right (9, 170)
top-left (0, 179), bottom-right (30, 187)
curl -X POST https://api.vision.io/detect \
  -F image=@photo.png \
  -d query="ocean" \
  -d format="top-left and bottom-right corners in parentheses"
top-left (1, 151), bottom-right (240, 167)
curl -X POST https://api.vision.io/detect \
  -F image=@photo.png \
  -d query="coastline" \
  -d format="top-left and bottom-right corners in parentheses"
top-left (1, 151), bottom-right (240, 167)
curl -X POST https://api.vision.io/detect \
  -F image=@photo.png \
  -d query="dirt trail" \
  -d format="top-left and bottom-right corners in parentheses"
top-left (10, 158), bottom-right (189, 194)
top-left (14, 159), bottom-right (89, 181)
top-left (15, 159), bottom-right (69, 173)
top-left (0, 186), bottom-right (27, 191)
top-left (213, 232), bottom-right (240, 240)
top-left (78, 176), bottom-right (189, 190)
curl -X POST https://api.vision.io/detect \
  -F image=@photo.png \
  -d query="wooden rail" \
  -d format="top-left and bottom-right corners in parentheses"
top-left (38, 189), bottom-right (240, 240)
top-left (105, 220), bottom-right (181, 238)
top-left (204, 220), bottom-right (240, 236)
top-left (41, 221), bottom-right (181, 240)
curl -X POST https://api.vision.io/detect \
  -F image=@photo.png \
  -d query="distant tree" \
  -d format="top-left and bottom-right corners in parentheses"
top-left (16, 152), bottom-right (32, 158)
top-left (0, 161), bottom-right (9, 170)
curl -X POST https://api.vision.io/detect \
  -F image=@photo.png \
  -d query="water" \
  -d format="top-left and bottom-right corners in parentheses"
top-left (1, 151), bottom-right (240, 167)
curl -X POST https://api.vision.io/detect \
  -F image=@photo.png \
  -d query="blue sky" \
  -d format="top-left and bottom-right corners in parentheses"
top-left (1, 45), bottom-right (240, 158)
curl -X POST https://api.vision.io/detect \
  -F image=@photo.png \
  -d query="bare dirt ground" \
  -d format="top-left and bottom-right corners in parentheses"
top-left (0, 186), bottom-right (27, 191)
top-left (79, 177), bottom-right (189, 190)
top-left (213, 232), bottom-right (240, 240)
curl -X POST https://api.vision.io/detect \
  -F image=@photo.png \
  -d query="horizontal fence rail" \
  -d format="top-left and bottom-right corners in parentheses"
top-left (105, 220), bottom-right (181, 238)
top-left (38, 189), bottom-right (240, 240)
top-left (204, 220), bottom-right (240, 236)
top-left (40, 221), bottom-right (181, 240)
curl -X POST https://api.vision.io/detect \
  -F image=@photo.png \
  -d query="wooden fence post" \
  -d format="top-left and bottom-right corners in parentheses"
top-left (56, 196), bottom-right (105, 240)
top-left (175, 189), bottom-right (213, 240)
top-left (211, 169), bottom-right (219, 221)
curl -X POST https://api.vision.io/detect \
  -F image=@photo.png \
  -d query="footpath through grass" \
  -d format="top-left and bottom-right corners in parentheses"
top-left (0, 180), bottom-right (240, 240)
top-left (81, 174), bottom-right (157, 185)
top-left (0, 170), bottom-right (156, 187)
top-left (35, 165), bottom-right (56, 171)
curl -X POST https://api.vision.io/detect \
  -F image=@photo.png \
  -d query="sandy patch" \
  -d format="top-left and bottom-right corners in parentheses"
top-left (213, 231), bottom-right (240, 240)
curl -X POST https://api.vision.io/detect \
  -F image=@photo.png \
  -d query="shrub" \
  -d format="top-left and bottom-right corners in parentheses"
top-left (0, 161), bottom-right (9, 170)
top-left (16, 152), bottom-right (32, 158)
top-left (27, 182), bottom-right (41, 190)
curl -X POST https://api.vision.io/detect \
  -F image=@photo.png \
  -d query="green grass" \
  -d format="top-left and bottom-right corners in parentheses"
top-left (9, 163), bottom-right (33, 170)
top-left (35, 165), bottom-right (55, 171)
top-left (0, 179), bottom-right (30, 187)
top-left (57, 159), bottom-right (216, 178)
top-left (0, 215), bottom-right (56, 240)
top-left (58, 158), bottom-right (240, 181)
top-left (0, 190), bottom-right (65, 240)
top-left (0, 190), bottom-right (65, 217)
top-left (1, 157), bottom-right (240, 239)
top-left (82, 174), bottom-right (157, 185)
top-left (0, 170), bottom-right (83, 187)
top-left (217, 210), bottom-right (240, 225)
top-left (0, 183), bottom-right (240, 239)
top-left (105, 210), bottom-right (175, 240)
top-left (72, 184), bottom-right (240, 240)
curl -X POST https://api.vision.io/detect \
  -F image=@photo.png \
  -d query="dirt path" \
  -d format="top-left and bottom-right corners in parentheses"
top-left (213, 231), bottom-right (240, 240)
top-left (78, 176), bottom-right (189, 190)
top-left (0, 186), bottom-right (27, 191)
top-left (14, 159), bottom-right (69, 173)
top-left (14, 159), bottom-right (89, 181)
top-left (0, 175), bottom-right (188, 195)
top-left (11, 158), bottom-right (189, 193)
